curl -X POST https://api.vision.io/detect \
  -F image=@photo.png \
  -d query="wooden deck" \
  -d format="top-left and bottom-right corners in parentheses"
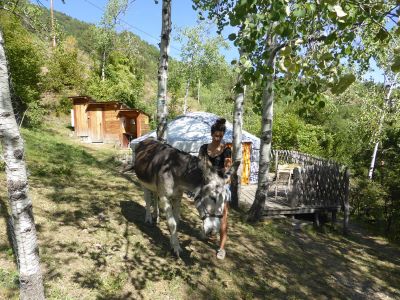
top-left (240, 184), bottom-right (341, 216)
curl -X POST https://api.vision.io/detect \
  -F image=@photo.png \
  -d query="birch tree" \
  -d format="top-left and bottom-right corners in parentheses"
top-left (156, 0), bottom-right (171, 141)
top-left (194, 0), bottom-right (400, 221)
top-left (175, 24), bottom-right (228, 113)
top-left (96, 0), bottom-right (132, 81)
top-left (230, 83), bottom-right (245, 209)
top-left (368, 74), bottom-right (398, 180)
top-left (0, 29), bottom-right (45, 300)
top-left (368, 35), bottom-right (400, 179)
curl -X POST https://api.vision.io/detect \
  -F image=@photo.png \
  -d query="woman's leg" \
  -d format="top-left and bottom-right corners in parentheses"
top-left (217, 203), bottom-right (229, 259)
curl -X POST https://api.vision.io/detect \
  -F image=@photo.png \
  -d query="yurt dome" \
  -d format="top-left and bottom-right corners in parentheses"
top-left (130, 112), bottom-right (260, 184)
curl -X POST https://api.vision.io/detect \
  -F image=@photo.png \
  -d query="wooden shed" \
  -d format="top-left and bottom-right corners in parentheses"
top-left (117, 109), bottom-right (150, 148)
top-left (70, 96), bottom-right (150, 148)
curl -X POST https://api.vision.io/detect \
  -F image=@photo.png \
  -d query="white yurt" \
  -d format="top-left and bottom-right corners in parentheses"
top-left (130, 112), bottom-right (260, 184)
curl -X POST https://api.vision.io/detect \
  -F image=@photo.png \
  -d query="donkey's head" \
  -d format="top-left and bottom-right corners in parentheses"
top-left (194, 160), bottom-right (238, 237)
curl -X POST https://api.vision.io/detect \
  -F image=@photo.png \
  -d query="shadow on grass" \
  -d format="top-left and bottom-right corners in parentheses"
top-left (0, 196), bottom-right (18, 267)
top-left (19, 128), bottom-right (400, 299)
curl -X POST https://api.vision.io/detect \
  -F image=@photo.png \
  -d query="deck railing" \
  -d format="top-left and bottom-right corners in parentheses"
top-left (271, 150), bottom-right (350, 234)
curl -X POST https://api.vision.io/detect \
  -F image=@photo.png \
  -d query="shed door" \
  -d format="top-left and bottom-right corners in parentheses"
top-left (74, 104), bottom-right (89, 137)
top-left (90, 108), bottom-right (103, 142)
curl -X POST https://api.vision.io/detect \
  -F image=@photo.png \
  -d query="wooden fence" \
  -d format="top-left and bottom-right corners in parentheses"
top-left (271, 150), bottom-right (350, 233)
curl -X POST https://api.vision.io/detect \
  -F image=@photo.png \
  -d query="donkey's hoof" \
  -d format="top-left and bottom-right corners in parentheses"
top-left (170, 246), bottom-right (182, 258)
top-left (144, 214), bottom-right (153, 225)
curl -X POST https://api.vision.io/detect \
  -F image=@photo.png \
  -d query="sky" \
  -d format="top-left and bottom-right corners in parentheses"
top-left (46, 0), bottom-right (239, 62)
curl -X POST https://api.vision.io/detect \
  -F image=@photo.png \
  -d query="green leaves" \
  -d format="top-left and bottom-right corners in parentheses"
top-left (391, 56), bottom-right (400, 72)
top-left (331, 74), bottom-right (356, 94)
top-left (376, 29), bottom-right (389, 42)
top-left (228, 33), bottom-right (237, 41)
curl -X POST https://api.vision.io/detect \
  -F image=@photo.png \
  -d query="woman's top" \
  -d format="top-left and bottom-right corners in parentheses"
top-left (198, 144), bottom-right (232, 172)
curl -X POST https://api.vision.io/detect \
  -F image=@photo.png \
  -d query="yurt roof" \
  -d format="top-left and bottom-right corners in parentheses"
top-left (130, 112), bottom-right (260, 154)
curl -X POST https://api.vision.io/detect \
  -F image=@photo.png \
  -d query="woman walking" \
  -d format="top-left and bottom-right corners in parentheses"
top-left (198, 118), bottom-right (232, 260)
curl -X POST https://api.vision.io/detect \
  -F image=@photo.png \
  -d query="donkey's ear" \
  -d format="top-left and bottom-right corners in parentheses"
top-left (199, 155), bottom-right (213, 174)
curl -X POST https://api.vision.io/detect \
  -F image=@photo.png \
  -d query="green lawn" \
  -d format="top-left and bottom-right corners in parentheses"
top-left (1, 120), bottom-right (400, 299)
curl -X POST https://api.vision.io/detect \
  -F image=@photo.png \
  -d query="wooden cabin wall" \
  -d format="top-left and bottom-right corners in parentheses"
top-left (138, 114), bottom-right (150, 136)
top-left (103, 107), bottom-right (120, 143)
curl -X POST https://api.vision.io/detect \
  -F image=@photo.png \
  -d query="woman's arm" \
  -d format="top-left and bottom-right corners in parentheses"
top-left (224, 147), bottom-right (232, 173)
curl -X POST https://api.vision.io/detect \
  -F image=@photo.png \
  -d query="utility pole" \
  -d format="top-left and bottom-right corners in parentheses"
top-left (50, 0), bottom-right (56, 47)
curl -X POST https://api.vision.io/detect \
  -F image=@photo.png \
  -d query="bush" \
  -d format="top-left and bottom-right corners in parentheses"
top-left (56, 95), bottom-right (73, 115)
top-left (43, 36), bottom-right (85, 93)
top-left (0, 12), bottom-right (43, 122)
top-left (351, 178), bottom-right (388, 221)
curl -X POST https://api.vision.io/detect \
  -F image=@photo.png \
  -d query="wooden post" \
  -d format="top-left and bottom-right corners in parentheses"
top-left (50, 0), bottom-right (56, 47)
top-left (343, 168), bottom-right (350, 235)
top-left (331, 210), bottom-right (337, 228)
top-left (289, 167), bottom-right (300, 207)
top-left (314, 212), bottom-right (320, 228)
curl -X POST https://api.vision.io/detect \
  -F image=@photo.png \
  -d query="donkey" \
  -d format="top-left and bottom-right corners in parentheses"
top-left (133, 138), bottom-right (234, 257)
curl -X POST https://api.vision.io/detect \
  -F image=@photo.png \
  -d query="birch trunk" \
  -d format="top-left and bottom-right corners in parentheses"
top-left (230, 83), bottom-right (245, 209)
top-left (248, 54), bottom-right (275, 222)
top-left (156, 0), bottom-right (171, 141)
top-left (101, 49), bottom-right (106, 82)
top-left (0, 30), bottom-right (45, 300)
top-left (183, 78), bottom-right (190, 114)
top-left (368, 74), bottom-right (398, 180)
top-left (197, 78), bottom-right (200, 103)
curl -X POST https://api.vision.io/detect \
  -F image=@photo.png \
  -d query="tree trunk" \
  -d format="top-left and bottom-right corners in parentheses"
top-left (183, 78), bottom-right (190, 114)
top-left (197, 78), bottom-right (200, 103)
top-left (231, 81), bottom-right (245, 209)
top-left (0, 30), bottom-right (45, 300)
top-left (368, 141), bottom-right (380, 180)
top-left (156, 0), bottom-right (171, 141)
top-left (50, 0), bottom-right (56, 47)
top-left (368, 73), bottom-right (398, 180)
top-left (101, 49), bottom-right (106, 82)
top-left (247, 54), bottom-right (275, 222)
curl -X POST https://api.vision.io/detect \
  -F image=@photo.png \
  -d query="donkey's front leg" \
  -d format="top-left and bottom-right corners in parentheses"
top-left (144, 188), bottom-right (154, 224)
top-left (159, 195), bottom-right (182, 257)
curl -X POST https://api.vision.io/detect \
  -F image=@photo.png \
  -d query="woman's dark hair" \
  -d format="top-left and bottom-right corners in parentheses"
top-left (211, 118), bottom-right (226, 134)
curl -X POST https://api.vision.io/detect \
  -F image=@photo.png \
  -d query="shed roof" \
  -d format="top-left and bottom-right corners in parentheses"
top-left (86, 101), bottom-right (125, 109)
top-left (69, 96), bottom-right (94, 104)
top-left (117, 109), bottom-right (149, 118)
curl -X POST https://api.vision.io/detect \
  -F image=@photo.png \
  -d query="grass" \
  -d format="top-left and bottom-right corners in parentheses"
top-left (1, 115), bottom-right (400, 299)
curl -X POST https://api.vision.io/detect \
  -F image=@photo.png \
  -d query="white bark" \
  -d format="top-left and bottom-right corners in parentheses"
top-left (156, 0), bottom-right (171, 141)
top-left (183, 79), bottom-right (190, 114)
top-left (197, 78), bottom-right (200, 103)
top-left (231, 81), bottom-right (245, 209)
top-left (248, 52), bottom-right (275, 221)
top-left (101, 49), bottom-right (106, 82)
top-left (368, 73), bottom-right (398, 180)
top-left (0, 31), bottom-right (45, 300)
